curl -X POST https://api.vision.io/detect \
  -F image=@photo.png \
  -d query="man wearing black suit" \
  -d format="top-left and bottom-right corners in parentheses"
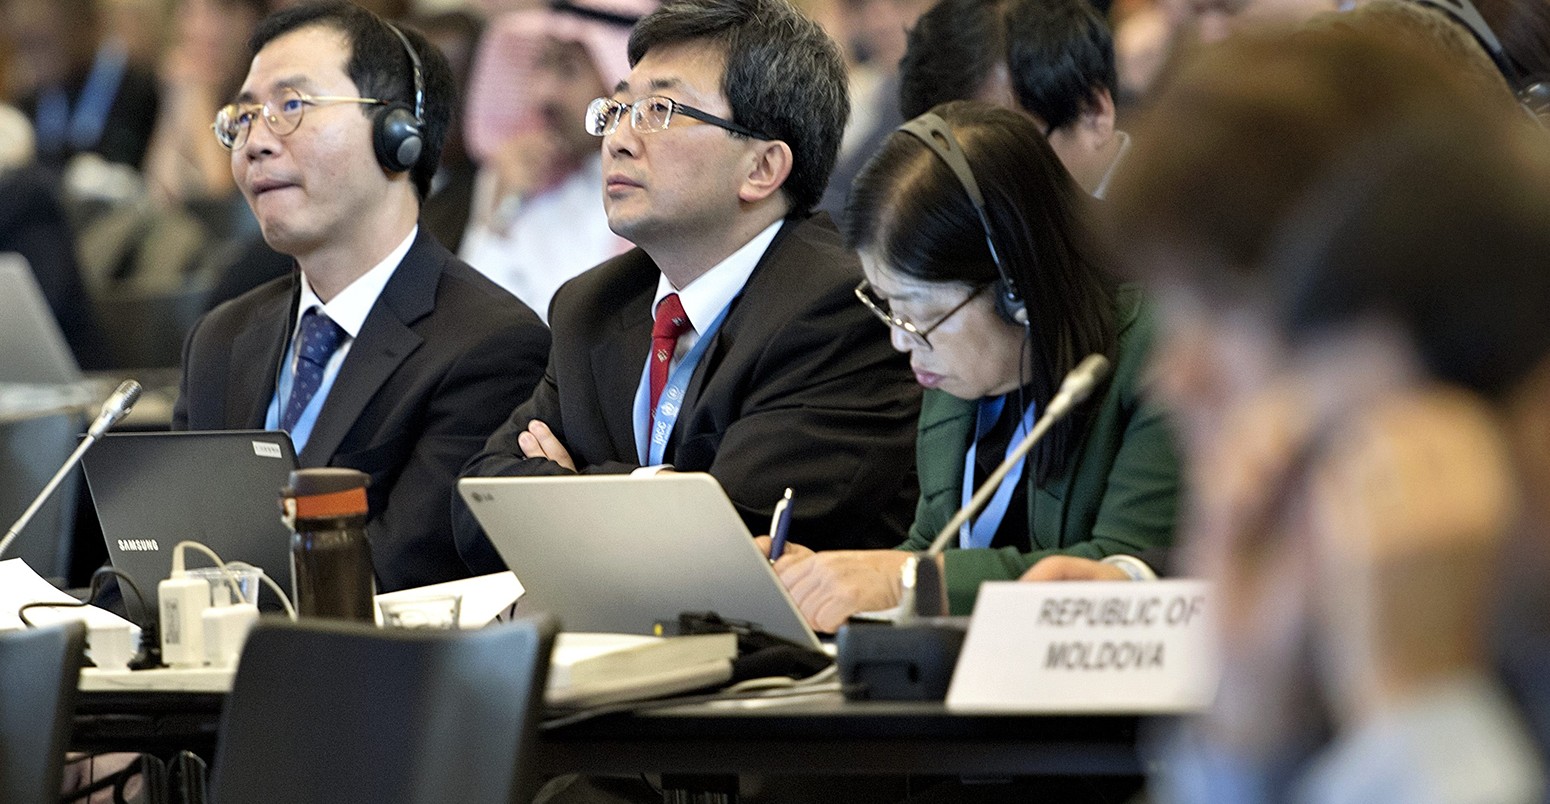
top-left (456, 0), bottom-right (921, 574)
top-left (175, 2), bottom-right (548, 591)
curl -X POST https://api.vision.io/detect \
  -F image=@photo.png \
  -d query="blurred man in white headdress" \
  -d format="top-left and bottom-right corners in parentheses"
top-left (457, 0), bottom-right (656, 321)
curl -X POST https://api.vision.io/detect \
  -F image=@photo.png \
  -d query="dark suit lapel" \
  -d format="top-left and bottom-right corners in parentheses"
top-left (298, 234), bottom-right (436, 466)
top-left (229, 275), bottom-right (299, 428)
top-left (591, 288), bottom-right (653, 460)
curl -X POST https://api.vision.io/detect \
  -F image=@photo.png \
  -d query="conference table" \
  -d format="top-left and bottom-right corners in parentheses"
top-left (73, 686), bottom-right (1143, 779)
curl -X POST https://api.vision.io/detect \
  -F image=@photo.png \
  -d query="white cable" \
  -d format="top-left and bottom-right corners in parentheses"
top-left (172, 541), bottom-right (297, 620)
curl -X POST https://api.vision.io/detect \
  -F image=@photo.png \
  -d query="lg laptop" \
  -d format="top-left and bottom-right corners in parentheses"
top-left (82, 430), bottom-right (299, 622)
top-left (0, 253), bottom-right (83, 385)
top-left (459, 473), bottom-right (822, 649)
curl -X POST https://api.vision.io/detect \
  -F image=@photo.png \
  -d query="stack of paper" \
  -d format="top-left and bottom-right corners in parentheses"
top-left (548, 632), bottom-right (738, 707)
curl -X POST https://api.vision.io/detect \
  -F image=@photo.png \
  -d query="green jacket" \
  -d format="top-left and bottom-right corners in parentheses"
top-left (898, 286), bottom-right (1181, 613)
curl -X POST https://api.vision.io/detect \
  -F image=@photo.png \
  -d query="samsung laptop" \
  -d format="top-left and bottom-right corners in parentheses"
top-left (82, 430), bottom-right (299, 622)
top-left (459, 473), bottom-right (822, 649)
top-left (0, 253), bottom-right (84, 385)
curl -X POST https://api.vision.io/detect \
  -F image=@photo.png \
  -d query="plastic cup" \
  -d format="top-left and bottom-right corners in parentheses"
top-left (185, 565), bottom-right (265, 606)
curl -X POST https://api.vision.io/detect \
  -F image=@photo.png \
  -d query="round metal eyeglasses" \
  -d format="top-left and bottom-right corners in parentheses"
top-left (213, 86), bottom-right (388, 150)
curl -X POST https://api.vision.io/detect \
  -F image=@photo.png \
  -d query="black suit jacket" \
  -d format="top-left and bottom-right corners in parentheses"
top-left (457, 215), bottom-right (921, 573)
top-left (174, 231), bottom-right (550, 591)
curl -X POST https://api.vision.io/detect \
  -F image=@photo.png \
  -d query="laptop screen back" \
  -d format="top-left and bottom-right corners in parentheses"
top-left (0, 253), bottom-right (82, 385)
top-left (82, 430), bottom-right (299, 622)
top-left (459, 473), bottom-right (821, 649)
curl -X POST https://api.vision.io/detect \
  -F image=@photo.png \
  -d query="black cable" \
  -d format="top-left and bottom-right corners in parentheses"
top-left (87, 565), bottom-right (149, 628)
top-left (17, 566), bottom-right (149, 629)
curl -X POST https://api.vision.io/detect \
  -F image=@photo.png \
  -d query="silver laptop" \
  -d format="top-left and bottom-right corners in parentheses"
top-left (0, 253), bottom-right (83, 384)
top-left (82, 430), bottom-right (299, 623)
top-left (459, 473), bottom-right (821, 649)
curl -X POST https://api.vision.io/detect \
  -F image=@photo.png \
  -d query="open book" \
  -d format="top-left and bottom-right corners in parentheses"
top-left (547, 632), bottom-right (738, 708)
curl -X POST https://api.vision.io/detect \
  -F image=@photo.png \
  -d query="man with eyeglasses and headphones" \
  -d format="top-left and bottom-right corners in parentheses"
top-left (174, 1), bottom-right (550, 592)
top-left (455, 0), bottom-right (922, 573)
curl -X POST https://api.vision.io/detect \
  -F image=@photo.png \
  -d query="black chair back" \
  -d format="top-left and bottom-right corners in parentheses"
top-left (0, 621), bottom-right (87, 804)
top-left (208, 616), bottom-right (556, 804)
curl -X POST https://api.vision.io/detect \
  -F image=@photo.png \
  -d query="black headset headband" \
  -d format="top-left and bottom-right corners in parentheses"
top-left (384, 22), bottom-right (424, 126)
top-left (896, 113), bottom-right (1029, 327)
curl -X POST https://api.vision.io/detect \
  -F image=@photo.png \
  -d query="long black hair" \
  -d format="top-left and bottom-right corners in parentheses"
top-left (845, 101), bottom-right (1116, 483)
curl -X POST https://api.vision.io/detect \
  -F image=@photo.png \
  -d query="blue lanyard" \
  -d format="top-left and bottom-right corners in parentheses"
top-left (633, 301), bottom-right (734, 465)
top-left (960, 395), bottom-right (1038, 549)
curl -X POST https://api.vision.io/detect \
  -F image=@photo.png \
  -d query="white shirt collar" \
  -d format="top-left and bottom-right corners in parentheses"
top-left (651, 220), bottom-right (783, 330)
top-left (294, 226), bottom-right (418, 337)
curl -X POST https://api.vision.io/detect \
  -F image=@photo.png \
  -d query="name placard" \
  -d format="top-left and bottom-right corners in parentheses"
top-left (946, 580), bottom-right (1218, 713)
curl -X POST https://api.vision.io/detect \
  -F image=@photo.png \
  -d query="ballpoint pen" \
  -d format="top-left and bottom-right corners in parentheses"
top-left (767, 487), bottom-right (794, 562)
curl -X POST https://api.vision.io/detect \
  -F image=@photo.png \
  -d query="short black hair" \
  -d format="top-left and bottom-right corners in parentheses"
top-left (249, 1), bottom-right (455, 200)
top-left (627, 0), bottom-right (849, 216)
top-left (899, 0), bottom-right (1115, 128)
top-left (846, 101), bottom-right (1115, 482)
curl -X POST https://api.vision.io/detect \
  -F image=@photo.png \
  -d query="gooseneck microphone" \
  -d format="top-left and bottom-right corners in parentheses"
top-left (903, 354), bottom-right (1112, 618)
top-left (0, 380), bottom-right (142, 560)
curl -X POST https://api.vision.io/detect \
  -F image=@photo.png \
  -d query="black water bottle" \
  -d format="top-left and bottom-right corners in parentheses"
top-left (281, 468), bottom-right (375, 621)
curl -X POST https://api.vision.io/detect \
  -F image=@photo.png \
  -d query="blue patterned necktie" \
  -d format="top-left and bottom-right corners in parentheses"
top-left (280, 308), bottom-right (346, 434)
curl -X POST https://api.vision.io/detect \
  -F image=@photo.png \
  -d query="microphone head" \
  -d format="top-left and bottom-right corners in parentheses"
top-left (1055, 354), bottom-right (1111, 407)
top-left (104, 380), bottom-right (143, 417)
top-left (89, 380), bottom-right (143, 438)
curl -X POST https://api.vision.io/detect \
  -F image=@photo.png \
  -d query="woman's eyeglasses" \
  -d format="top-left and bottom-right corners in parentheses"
top-left (854, 280), bottom-right (987, 349)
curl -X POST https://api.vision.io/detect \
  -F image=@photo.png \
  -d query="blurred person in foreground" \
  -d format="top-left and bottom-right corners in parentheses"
top-left (1105, 23), bottom-right (1549, 802)
top-left (455, 0), bottom-right (650, 320)
top-left (1020, 0), bottom-right (1527, 584)
top-left (767, 101), bottom-right (1181, 631)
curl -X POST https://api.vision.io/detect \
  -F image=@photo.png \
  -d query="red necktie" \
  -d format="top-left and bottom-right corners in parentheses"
top-left (649, 294), bottom-right (692, 430)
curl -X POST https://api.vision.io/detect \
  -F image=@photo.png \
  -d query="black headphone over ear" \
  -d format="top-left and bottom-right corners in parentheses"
top-left (375, 22), bottom-right (425, 173)
top-left (897, 113), bottom-right (1029, 327)
top-left (1411, 0), bottom-right (1550, 124)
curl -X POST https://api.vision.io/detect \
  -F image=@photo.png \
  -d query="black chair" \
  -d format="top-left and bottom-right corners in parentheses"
top-left (207, 616), bottom-right (557, 804)
top-left (0, 620), bottom-right (87, 804)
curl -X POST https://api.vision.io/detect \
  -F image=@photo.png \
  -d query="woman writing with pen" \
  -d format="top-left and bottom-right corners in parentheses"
top-left (764, 102), bottom-right (1181, 631)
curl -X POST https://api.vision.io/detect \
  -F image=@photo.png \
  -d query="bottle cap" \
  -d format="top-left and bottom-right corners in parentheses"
top-left (281, 467), bottom-right (369, 521)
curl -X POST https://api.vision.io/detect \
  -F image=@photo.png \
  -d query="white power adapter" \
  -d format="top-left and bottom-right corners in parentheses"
top-left (158, 540), bottom-right (301, 670)
top-left (203, 603), bottom-right (259, 667)
top-left (159, 574), bottom-right (211, 668)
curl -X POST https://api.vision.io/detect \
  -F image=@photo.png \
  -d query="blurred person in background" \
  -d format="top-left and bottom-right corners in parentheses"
top-left (1, 0), bottom-right (160, 170)
top-left (812, 0), bottom-right (932, 225)
top-left (897, 0), bottom-right (1131, 199)
top-left (455, 0), bottom-right (649, 320)
top-left (1107, 23), bottom-right (1548, 802)
top-left (100, 0), bottom-right (173, 75)
top-left (409, 9), bottom-right (484, 252)
top-left (0, 104), bottom-right (112, 369)
top-left (142, 0), bottom-right (268, 214)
